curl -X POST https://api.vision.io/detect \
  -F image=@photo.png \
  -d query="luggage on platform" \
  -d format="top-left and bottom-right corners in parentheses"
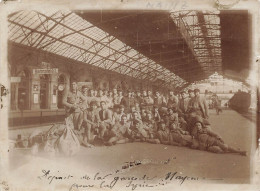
top-left (56, 118), bottom-right (80, 156)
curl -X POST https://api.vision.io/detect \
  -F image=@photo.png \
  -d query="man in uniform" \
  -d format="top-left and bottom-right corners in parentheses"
top-left (87, 89), bottom-right (98, 107)
top-left (167, 90), bottom-right (178, 110)
top-left (188, 88), bottom-right (209, 119)
top-left (142, 90), bottom-right (154, 111)
top-left (62, 81), bottom-right (86, 130)
top-left (99, 101), bottom-right (113, 140)
top-left (120, 90), bottom-right (136, 113)
top-left (82, 100), bottom-right (100, 147)
top-left (81, 85), bottom-right (89, 110)
top-left (178, 91), bottom-right (189, 114)
top-left (154, 91), bottom-right (167, 108)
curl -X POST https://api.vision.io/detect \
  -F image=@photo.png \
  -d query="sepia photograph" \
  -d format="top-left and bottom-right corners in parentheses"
top-left (0, 0), bottom-right (259, 190)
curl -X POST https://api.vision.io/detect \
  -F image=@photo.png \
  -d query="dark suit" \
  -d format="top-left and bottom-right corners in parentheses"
top-left (179, 97), bottom-right (189, 114)
top-left (120, 96), bottom-right (136, 112)
top-left (99, 109), bottom-right (113, 139)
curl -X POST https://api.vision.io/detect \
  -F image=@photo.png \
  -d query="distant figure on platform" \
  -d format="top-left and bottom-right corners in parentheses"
top-left (213, 94), bottom-right (222, 115)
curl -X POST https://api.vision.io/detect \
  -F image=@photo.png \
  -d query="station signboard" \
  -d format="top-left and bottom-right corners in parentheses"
top-left (33, 68), bottom-right (58, 75)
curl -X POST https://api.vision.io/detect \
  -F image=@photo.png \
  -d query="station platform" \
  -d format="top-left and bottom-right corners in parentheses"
top-left (8, 109), bottom-right (256, 186)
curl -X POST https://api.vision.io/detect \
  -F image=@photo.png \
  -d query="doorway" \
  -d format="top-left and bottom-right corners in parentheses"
top-left (39, 74), bottom-right (49, 109)
top-left (18, 69), bottom-right (30, 110)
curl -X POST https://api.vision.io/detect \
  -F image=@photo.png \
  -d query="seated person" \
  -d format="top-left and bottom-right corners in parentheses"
top-left (168, 107), bottom-right (179, 128)
top-left (140, 107), bottom-right (147, 121)
top-left (106, 115), bottom-right (131, 145)
top-left (188, 115), bottom-right (211, 137)
top-left (128, 120), bottom-right (148, 142)
top-left (178, 116), bottom-right (188, 132)
top-left (169, 123), bottom-right (192, 146)
top-left (135, 102), bottom-right (141, 113)
top-left (82, 101), bottom-right (101, 146)
top-left (153, 106), bottom-right (161, 123)
top-left (98, 101), bottom-right (113, 141)
top-left (143, 111), bottom-right (158, 138)
top-left (129, 111), bottom-right (143, 126)
top-left (156, 121), bottom-right (171, 145)
top-left (191, 119), bottom-right (247, 156)
top-left (161, 110), bottom-right (170, 128)
top-left (112, 105), bottom-right (126, 125)
top-left (127, 106), bottom-right (141, 122)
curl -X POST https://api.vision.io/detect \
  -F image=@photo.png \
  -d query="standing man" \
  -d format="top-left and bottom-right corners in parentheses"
top-left (87, 89), bottom-right (98, 107)
top-left (142, 90), bottom-right (154, 111)
top-left (167, 90), bottom-right (178, 110)
top-left (135, 91), bottom-right (143, 105)
top-left (120, 90), bottom-right (136, 113)
top-left (112, 88), bottom-right (121, 107)
top-left (188, 89), bottom-right (209, 119)
top-left (154, 91), bottom-right (166, 108)
top-left (178, 91), bottom-right (189, 114)
top-left (81, 85), bottom-right (89, 110)
top-left (62, 81), bottom-right (86, 130)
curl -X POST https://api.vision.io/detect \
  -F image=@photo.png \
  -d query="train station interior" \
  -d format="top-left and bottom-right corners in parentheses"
top-left (6, 9), bottom-right (257, 187)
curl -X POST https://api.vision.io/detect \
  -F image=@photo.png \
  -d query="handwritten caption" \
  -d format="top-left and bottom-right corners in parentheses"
top-left (38, 169), bottom-right (200, 191)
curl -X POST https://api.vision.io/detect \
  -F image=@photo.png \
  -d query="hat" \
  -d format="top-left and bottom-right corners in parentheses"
top-left (133, 120), bottom-right (141, 125)
top-left (194, 89), bottom-right (200, 93)
top-left (159, 120), bottom-right (166, 125)
top-left (90, 100), bottom-right (98, 106)
top-left (118, 104), bottom-right (125, 109)
top-left (82, 85), bottom-right (88, 90)
top-left (146, 110), bottom-right (152, 115)
top-left (192, 116), bottom-right (204, 126)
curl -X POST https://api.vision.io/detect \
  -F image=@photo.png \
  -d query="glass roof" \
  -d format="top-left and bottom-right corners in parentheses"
top-left (8, 10), bottom-right (186, 88)
top-left (170, 10), bottom-right (222, 75)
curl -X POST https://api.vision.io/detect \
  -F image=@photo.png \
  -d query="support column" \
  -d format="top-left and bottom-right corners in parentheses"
top-left (49, 74), bottom-right (58, 109)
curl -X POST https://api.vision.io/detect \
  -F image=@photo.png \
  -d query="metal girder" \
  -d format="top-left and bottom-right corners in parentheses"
top-left (9, 10), bottom-right (186, 88)
top-left (33, 12), bottom-right (73, 48)
top-left (39, 24), bottom-right (101, 49)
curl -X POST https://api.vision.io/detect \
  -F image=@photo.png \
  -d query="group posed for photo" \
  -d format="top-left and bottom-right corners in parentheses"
top-left (62, 81), bottom-right (247, 156)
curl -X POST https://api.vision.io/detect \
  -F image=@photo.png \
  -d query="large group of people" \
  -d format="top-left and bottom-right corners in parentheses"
top-left (61, 81), bottom-right (247, 156)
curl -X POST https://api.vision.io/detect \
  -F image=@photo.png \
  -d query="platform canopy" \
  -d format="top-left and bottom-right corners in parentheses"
top-left (8, 10), bottom-right (250, 89)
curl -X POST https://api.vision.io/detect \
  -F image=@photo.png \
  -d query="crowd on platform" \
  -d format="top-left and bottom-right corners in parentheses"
top-left (61, 81), bottom-right (246, 156)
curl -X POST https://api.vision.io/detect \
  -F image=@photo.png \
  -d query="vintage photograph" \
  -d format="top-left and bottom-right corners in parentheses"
top-left (1, 2), bottom-right (258, 190)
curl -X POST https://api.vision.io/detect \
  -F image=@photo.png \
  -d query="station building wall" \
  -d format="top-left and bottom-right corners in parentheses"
top-left (8, 42), bottom-right (170, 126)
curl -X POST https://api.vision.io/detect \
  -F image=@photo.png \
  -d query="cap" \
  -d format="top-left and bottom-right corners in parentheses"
top-left (89, 100), bottom-right (98, 106)
top-left (82, 85), bottom-right (88, 90)
top-left (194, 88), bottom-right (200, 93)
top-left (118, 104), bottom-right (125, 109)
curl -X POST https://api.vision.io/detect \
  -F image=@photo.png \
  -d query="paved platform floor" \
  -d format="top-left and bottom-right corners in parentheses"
top-left (7, 109), bottom-right (257, 190)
